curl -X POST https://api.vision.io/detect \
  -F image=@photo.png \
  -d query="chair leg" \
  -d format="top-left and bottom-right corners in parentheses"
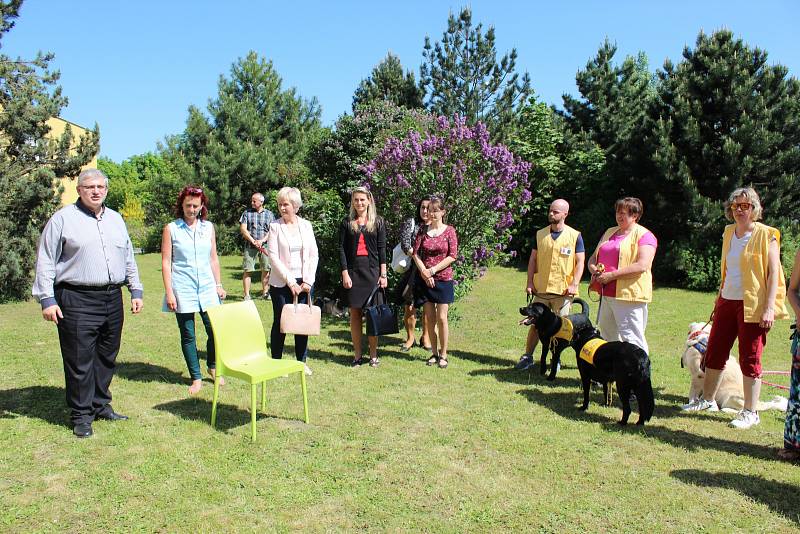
top-left (301, 371), bottom-right (309, 424)
top-left (261, 381), bottom-right (267, 412)
top-left (250, 384), bottom-right (257, 442)
top-left (211, 376), bottom-right (220, 428)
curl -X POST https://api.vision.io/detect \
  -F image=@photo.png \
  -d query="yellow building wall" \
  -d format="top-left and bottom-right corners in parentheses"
top-left (45, 117), bottom-right (98, 206)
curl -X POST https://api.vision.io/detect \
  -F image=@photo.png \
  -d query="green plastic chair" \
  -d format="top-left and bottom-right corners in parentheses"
top-left (206, 300), bottom-right (309, 441)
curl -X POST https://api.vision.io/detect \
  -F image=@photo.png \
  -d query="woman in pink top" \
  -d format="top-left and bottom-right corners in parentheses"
top-left (412, 195), bottom-right (458, 368)
top-left (588, 197), bottom-right (657, 353)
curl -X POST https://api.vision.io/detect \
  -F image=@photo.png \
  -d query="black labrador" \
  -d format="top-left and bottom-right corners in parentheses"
top-left (572, 327), bottom-right (655, 426)
top-left (519, 298), bottom-right (592, 381)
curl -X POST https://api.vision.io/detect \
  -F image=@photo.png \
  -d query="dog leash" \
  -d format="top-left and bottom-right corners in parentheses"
top-left (697, 310), bottom-right (715, 372)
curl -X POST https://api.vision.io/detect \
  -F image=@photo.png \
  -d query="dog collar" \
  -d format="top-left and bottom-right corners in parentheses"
top-left (692, 337), bottom-right (708, 355)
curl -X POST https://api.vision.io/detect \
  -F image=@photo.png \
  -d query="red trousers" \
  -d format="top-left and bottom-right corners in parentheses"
top-left (705, 297), bottom-right (768, 378)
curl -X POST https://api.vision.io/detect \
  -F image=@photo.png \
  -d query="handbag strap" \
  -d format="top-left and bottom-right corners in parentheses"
top-left (364, 282), bottom-right (384, 308)
top-left (291, 289), bottom-right (314, 310)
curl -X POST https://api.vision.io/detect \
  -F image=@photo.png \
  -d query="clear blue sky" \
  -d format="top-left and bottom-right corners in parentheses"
top-left (3, 1), bottom-right (797, 162)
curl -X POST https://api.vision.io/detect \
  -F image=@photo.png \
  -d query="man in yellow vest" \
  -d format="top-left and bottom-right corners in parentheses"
top-left (516, 199), bottom-right (585, 370)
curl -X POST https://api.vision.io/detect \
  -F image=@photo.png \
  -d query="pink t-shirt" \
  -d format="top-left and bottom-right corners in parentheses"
top-left (413, 226), bottom-right (458, 281)
top-left (597, 231), bottom-right (657, 296)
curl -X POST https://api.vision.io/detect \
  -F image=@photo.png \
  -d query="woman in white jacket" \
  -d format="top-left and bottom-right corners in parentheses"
top-left (267, 187), bottom-right (319, 375)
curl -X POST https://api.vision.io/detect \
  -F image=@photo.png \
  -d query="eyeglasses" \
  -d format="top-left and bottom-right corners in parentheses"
top-left (732, 202), bottom-right (752, 211)
top-left (186, 187), bottom-right (203, 195)
top-left (80, 184), bottom-right (107, 191)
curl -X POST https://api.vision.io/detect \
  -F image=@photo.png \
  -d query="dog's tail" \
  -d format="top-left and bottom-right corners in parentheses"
top-left (637, 377), bottom-right (655, 423)
top-left (637, 377), bottom-right (656, 422)
top-left (573, 297), bottom-right (590, 318)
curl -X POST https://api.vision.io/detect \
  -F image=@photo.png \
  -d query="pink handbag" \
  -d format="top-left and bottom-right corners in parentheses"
top-left (280, 293), bottom-right (321, 336)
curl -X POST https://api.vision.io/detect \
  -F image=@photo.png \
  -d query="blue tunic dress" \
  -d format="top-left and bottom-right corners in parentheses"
top-left (162, 219), bottom-right (220, 313)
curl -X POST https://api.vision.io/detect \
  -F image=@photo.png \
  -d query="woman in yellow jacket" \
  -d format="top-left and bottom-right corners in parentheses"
top-left (588, 197), bottom-right (658, 353)
top-left (683, 187), bottom-right (789, 429)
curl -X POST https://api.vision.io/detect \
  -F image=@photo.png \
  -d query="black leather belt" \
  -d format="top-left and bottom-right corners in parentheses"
top-left (56, 282), bottom-right (123, 292)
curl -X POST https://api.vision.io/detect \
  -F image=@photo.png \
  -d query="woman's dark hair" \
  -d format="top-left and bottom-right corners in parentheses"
top-left (415, 194), bottom-right (433, 224)
top-left (614, 197), bottom-right (643, 221)
top-left (174, 185), bottom-right (209, 220)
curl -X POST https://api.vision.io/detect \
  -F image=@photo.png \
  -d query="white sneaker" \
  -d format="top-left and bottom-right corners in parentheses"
top-left (243, 294), bottom-right (252, 301)
top-left (730, 409), bottom-right (760, 429)
top-left (682, 398), bottom-right (720, 412)
top-left (303, 363), bottom-right (313, 376)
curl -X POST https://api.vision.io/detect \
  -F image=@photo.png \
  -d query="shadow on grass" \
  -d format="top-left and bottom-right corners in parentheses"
top-left (470, 366), bottom-right (584, 389)
top-left (153, 397), bottom-right (303, 433)
top-left (671, 469), bottom-right (800, 525)
top-left (448, 348), bottom-right (514, 367)
top-left (0, 385), bottom-right (69, 428)
top-left (519, 388), bottom-right (781, 461)
top-left (116, 361), bottom-right (186, 385)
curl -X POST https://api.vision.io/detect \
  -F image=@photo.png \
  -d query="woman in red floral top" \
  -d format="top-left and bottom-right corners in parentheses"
top-left (412, 195), bottom-right (458, 368)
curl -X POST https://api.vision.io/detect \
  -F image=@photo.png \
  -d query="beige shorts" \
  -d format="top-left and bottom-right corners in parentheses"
top-left (243, 247), bottom-right (270, 272)
top-left (533, 293), bottom-right (573, 316)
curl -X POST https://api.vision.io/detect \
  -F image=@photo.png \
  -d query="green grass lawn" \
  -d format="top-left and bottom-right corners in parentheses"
top-left (1, 254), bottom-right (798, 532)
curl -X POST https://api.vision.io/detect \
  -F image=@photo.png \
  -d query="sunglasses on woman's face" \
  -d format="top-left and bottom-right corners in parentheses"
top-left (732, 202), bottom-right (752, 211)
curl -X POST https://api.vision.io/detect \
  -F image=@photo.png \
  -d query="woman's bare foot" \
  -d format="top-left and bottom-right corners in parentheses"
top-left (188, 379), bottom-right (203, 395)
top-left (209, 369), bottom-right (225, 385)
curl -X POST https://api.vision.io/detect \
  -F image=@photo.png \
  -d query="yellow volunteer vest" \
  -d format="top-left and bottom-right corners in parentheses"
top-left (595, 223), bottom-right (653, 303)
top-left (579, 338), bottom-right (607, 364)
top-left (720, 222), bottom-right (789, 322)
top-left (533, 225), bottom-right (581, 296)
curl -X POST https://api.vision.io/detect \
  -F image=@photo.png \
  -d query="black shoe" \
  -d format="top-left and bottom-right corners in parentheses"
top-left (73, 423), bottom-right (93, 438)
top-left (96, 410), bottom-right (129, 421)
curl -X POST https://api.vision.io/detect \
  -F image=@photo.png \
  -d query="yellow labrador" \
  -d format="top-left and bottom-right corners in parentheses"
top-left (682, 322), bottom-right (786, 413)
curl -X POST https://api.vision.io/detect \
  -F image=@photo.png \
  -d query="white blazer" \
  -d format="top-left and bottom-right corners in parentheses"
top-left (267, 216), bottom-right (319, 287)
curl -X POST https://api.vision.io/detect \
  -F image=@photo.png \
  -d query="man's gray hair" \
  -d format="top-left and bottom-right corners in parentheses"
top-left (252, 192), bottom-right (265, 202)
top-left (78, 168), bottom-right (109, 187)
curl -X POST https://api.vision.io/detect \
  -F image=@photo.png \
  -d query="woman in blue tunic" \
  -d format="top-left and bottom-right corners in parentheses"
top-left (161, 185), bottom-right (226, 395)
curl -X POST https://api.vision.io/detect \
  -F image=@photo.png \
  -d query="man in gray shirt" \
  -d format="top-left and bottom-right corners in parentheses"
top-left (239, 192), bottom-right (274, 300)
top-left (32, 168), bottom-right (144, 438)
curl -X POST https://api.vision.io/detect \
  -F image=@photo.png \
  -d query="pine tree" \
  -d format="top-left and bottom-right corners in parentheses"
top-left (559, 40), bottom-right (658, 251)
top-left (164, 51), bottom-right (322, 227)
top-left (0, 0), bottom-right (99, 301)
top-left (653, 30), bottom-right (800, 287)
top-left (352, 53), bottom-right (424, 111)
top-left (420, 7), bottom-right (531, 142)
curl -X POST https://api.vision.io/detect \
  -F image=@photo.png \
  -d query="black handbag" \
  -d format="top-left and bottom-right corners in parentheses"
top-left (363, 284), bottom-right (399, 336)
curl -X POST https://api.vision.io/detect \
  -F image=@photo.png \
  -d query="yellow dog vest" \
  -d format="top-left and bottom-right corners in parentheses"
top-left (553, 318), bottom-right (573, 341)
top-left (579, 338), bottom-right (607, 364)
top-left (548, 318), bottom-right (574, 352)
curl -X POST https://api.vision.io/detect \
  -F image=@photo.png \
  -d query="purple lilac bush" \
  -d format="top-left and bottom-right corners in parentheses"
top-left (362, 115), bottom-right (532, 299)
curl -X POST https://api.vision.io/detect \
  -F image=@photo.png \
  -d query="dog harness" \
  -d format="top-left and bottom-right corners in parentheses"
top-left (579, 338), bottom-right (607, 364)
top-left (683, 330), bottom-right (709, 370)
top-left (553, 318), bottom-right (574, 341)
top-left (548, 317), bottom-right (574, 353)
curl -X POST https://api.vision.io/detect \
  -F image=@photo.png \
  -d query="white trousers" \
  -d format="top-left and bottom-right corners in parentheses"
top-left (597, 296), bottom-right (649, 354)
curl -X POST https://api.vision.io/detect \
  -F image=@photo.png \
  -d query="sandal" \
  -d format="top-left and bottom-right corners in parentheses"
top-left (351, 357), bottom-right (364, 367)
top-left (438, 357), bottom-right (448, 369)
top-left (399, 343), bottom-right (414, 353)
top-left (369, 357), bottom-right (380, 368)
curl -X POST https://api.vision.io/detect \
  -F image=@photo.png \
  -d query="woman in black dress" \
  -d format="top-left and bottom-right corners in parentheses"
top-left (339, 187), bottom-right (387, 367)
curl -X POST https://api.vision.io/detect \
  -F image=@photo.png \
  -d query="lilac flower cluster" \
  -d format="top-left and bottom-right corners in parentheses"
top-left (362, 115), bottom-right (532, 300)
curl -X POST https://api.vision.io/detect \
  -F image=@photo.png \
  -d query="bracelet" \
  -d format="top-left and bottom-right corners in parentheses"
top-left (380, 274), bottom-right (387, 279)
top-left (216, 284), bottom-right (223, 288)
top-left (430, 267), bottom-right (436, 275)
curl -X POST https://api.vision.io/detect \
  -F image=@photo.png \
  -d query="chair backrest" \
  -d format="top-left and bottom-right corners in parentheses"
top-left (206, 301), bottom-right (268, 374)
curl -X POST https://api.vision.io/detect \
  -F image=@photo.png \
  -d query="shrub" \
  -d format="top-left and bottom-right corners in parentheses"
top-left (363, 115), bottom-right (532, 300)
